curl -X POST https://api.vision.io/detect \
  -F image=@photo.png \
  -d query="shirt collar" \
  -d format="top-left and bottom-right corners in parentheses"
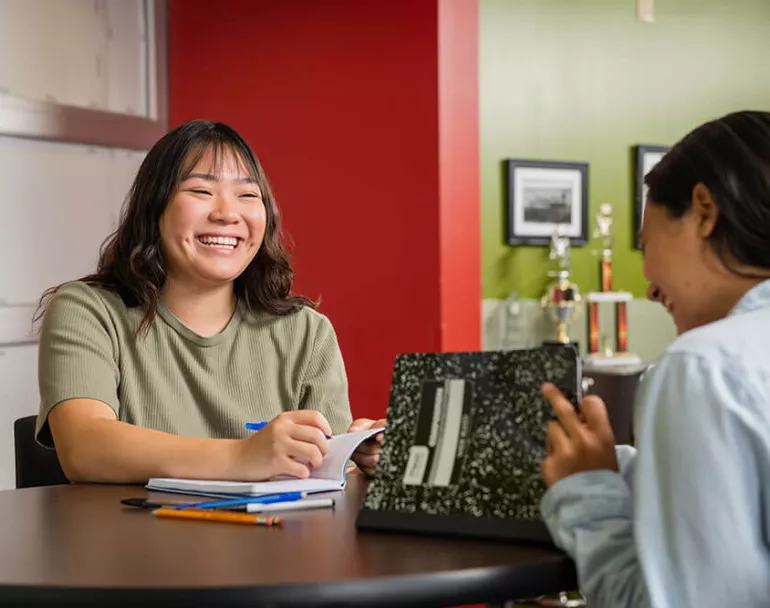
top-left (728, 279), bottom-right (770, 317)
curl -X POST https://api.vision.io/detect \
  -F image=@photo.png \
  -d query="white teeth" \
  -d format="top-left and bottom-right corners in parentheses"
top-left (198, 235), bottom-right (239, 248)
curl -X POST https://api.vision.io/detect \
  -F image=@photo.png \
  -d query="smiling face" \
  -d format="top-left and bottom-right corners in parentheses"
top-left (639, 185), bottom-right (729, 334)
top-left (158, 146), bottom-right (266, 290)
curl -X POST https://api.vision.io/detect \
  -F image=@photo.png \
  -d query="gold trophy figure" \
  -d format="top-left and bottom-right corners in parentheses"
top-left (541, 228), bottom-right (582, 346)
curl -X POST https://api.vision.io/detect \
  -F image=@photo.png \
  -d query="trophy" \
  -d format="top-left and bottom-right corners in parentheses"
top-left (540, 227), bottom-right (582, 346)
top-left (585, 204), bottom-right (642, 367)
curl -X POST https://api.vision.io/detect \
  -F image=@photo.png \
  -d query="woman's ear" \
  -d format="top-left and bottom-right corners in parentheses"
top-left (691, 183), bottom-right (719, 239)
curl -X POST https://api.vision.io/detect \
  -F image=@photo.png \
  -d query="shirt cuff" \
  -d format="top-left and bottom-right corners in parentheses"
top-left (541, 470), bottom-right (632, 535)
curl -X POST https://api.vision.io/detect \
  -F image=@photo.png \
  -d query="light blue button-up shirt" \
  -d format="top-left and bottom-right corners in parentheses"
top-left (541, 279), bottom-right (770, 607)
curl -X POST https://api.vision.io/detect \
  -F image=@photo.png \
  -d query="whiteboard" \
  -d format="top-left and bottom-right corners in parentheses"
top-left (0, 135), bottom-right (146, 340)
top-left (0, 0), bottom-right (148, 116)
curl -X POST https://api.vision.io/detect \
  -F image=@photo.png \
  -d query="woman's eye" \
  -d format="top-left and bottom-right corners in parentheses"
top-left (239, 193), bottom-right (260, 199)
top-left (192, 189), bottom-right (212, 195)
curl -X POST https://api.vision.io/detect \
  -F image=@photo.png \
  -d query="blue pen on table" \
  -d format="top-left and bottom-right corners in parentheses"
top-left (245, 421), bottom-right (332, 439)
top-left (174, 491), bottom-right (306, 511)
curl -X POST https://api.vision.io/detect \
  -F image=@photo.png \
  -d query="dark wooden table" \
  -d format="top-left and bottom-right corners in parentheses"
top-left (0, 475), bottom-right (576, 607)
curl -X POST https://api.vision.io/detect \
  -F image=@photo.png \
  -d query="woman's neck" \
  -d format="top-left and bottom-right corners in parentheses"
top-left (160, 278), bottom-right (237, 337)
top-left (704, 259), bottom-right (770, 323)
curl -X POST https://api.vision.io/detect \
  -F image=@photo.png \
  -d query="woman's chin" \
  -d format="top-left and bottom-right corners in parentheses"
top-left (191, 268), bottom-right (244, 287)
top-left (197, 259), bottom-right (250, 279)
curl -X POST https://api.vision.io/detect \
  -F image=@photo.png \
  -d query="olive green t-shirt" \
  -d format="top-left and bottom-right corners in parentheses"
top-left (35, 282), bottom-right (353, 447)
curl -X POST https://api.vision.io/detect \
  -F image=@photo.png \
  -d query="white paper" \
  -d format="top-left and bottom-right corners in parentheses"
top-left (312, 427), bottom-right (384, 480)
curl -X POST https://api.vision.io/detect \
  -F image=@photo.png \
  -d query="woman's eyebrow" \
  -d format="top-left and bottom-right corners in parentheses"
top-left (184, 172), bottom-right (257, 184)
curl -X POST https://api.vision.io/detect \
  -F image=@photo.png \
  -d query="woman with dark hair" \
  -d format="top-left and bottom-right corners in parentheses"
top-left (36, 119), bottom-right (384, 483)
top-left (537, 110), bottom-right (770, 606)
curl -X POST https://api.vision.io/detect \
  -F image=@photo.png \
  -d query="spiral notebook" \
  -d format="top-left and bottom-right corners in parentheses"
top-left (147, 427), bottom-right (383, 497)
top-left (356, 345), bottom-right (581, 543)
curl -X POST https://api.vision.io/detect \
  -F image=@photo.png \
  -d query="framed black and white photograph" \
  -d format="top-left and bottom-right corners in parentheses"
top-left (634, 145), bottom-right (669, 248)
top-left (505, 159), bottom-right (589, 246)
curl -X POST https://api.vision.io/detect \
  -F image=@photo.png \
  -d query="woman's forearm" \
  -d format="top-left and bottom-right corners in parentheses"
top-left (49, 401), bottom-right (333, 484)
top-left (56, 417), bottom-right (239, 484)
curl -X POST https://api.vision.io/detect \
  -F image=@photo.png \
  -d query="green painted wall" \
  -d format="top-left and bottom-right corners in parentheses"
top-left (480, 0), bottom-right (770, 299)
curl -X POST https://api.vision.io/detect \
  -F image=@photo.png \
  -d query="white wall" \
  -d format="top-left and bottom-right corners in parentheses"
top-left (0, 0), bottom-right (152, 490)
top-left (481, 297), bottom-right (677, 364)
top-left (0, 138), bottom-right (145, 490)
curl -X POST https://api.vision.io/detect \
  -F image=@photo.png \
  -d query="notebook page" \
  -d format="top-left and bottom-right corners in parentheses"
top-left (311, 427), bottom-right (384, 481)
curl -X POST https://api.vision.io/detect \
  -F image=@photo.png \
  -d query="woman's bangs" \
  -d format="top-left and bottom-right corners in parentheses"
top-left (178, 138), bottom-right (259, 184)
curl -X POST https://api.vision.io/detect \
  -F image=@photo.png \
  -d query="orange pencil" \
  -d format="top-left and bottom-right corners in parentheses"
top-left (151, 508), bottom-right (283, 527)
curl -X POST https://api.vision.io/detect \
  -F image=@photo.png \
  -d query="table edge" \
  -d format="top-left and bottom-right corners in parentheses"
top-left (0, 558), bottom-right (577, 607)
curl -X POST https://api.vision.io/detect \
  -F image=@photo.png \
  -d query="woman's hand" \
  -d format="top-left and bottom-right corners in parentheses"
top-left (540, 383), bottom-right (618, 488)
top-left (231, 410), bottom-right (332, 480)
top-left (348, 418), bottom-right (386, 477)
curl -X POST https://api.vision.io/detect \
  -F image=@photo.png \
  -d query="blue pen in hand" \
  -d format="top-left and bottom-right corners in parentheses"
top-left (245, 422), bottom-right (268, 431)
top-left (245, 421), bottom-right (332, 439)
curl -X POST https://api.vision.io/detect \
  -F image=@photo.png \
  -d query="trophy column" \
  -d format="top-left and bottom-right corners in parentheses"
top-left (585, 204), bottom-right (641, 367)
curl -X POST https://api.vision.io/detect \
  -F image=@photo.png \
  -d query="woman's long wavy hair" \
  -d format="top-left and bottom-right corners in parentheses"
top-left (35, 119), bottom-right (315, 334)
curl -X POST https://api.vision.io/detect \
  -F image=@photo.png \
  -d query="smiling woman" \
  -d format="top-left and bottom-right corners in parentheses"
top-left (538, 111), bottom-right (770, 608)
top-left (31, 120), bottom-right (384, 485)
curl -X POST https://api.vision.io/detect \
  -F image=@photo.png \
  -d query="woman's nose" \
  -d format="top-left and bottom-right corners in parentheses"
top-left (209, 193), bottom-right (239, 223)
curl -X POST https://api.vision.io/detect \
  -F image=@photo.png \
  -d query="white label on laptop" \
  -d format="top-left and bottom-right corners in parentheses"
top-left (402, 378), bottom-right (473, 488)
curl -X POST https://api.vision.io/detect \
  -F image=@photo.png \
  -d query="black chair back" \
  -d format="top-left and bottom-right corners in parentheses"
top-left (14, 415), bottom-right (69, 488)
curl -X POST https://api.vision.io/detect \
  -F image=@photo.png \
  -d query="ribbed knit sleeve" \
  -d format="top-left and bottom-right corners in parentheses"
top-left (36, 282), bottom-right (120, 447)
top-left (298, 314), bottom-right (353, 435)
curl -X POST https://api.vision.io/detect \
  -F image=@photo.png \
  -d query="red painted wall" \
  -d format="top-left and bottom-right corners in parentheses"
top-left (168, 0), bottom-right (479, 420)
top-left (438, 1), bottom-right (480, 352)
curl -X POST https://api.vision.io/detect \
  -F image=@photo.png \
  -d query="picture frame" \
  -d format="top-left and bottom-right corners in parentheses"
top-left (634, 145), bottom-right (669, 248)
top-left (505, 159), bottom-right (589, 246)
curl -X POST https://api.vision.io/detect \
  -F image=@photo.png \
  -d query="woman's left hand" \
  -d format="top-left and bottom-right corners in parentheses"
top-left (541, 383), bottom-right (619, 488)
top-left (348, 418), bottom-right (386, 477)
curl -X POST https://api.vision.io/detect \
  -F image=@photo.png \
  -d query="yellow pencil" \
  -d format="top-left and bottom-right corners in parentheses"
top-left (152, 508), bottom-right (283, 527)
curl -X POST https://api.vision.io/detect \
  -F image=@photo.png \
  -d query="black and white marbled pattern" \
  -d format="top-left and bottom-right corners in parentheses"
top-left (363, 346), bottom-right (580, 521)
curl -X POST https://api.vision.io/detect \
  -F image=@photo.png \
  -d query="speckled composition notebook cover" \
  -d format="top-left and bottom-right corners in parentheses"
top-left (356, 345), bottom-right (580, 543)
